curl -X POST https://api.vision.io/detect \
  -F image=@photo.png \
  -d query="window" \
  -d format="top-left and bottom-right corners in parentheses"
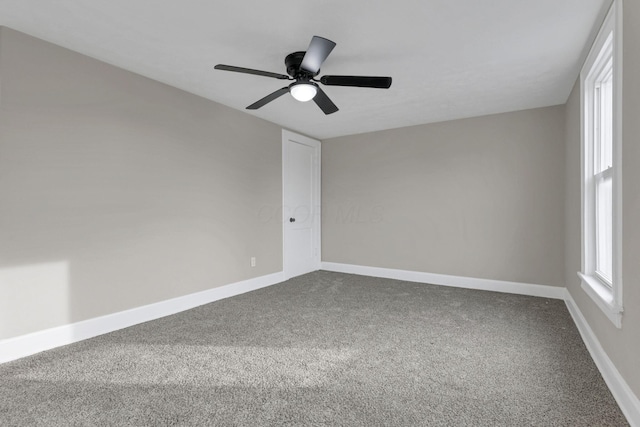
top-left (579, 0), bottom-right (622, 327)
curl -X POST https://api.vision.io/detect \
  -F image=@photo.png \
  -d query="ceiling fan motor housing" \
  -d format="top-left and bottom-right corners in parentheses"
top-left (285, 51), bottom-right (318, 78)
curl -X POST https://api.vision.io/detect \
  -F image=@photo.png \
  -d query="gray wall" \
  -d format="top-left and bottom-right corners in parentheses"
top-left (322, 106), bottom-right (566, 287)
top-left (564, 0), bottom-right (640, 398)
top-left (0, 27), bottom-right (282, 339)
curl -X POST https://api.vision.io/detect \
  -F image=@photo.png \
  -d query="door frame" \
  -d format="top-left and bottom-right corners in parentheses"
top-left (282, 129), bottom-right (321, 279)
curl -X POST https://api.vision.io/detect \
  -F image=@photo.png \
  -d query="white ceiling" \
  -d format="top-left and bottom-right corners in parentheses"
top-left (0, 0), bottom-right (608, 140)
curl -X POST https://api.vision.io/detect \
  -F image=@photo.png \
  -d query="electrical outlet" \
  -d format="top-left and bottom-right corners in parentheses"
top-left (250, 257), bottom-right (256, 267)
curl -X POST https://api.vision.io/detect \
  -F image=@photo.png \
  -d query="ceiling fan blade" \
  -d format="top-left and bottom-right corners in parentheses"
top-left (313, 87), bottom-right (339, 115)
top-left (215, 64), bottom-right (291, 80)
top-left (300, 36), bottom-right (336, 75)
top-left (246, 87), bottom-right (290, 110)
top-left (320, 75), bottom-right (392, 89)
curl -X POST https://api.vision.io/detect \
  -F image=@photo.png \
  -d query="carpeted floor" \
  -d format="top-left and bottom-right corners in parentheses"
top-left (0, 271), bottom-right (628, 426)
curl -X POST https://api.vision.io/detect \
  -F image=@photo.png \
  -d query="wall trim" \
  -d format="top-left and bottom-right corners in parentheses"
top-left (0, 271), bottom-right (285, 364)
top-left (321, 262), bottom-right (566, 300)
top-left (565, 290), bottom-right (640, 427)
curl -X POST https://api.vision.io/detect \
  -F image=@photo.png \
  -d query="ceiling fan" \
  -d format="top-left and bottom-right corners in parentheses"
top-left (214, 36), bottom-right (392, 115)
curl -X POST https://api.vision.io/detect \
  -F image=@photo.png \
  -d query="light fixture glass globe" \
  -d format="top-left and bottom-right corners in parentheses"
top-left (290, 83), bottom-right (318, 102)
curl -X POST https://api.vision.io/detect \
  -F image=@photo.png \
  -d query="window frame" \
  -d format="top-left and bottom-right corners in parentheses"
top-left (578, 0), bottom-right (623, 328)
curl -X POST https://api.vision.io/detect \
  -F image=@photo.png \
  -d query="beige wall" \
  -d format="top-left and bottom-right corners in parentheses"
top-left (565, 0), bottom-right (640, 398)
top-left (322, 106), bottom-right (566, 287)
top-left (0, 28), bottom-right (283, 339)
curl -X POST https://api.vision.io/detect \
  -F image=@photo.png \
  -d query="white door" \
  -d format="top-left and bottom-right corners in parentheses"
top-left (282, 130), bottom-right (321, 279)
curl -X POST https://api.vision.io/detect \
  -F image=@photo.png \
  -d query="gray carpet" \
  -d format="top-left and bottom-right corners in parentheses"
top-left (0, 271), bottom-right (628, 426)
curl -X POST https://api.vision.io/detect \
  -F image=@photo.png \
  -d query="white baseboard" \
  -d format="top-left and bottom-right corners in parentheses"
top-left (321, 262), bottom-right (565, 300)
top-left (565, 291), bottom-right (640, 427)
top-left (0, 271), bottom-right (285, 364)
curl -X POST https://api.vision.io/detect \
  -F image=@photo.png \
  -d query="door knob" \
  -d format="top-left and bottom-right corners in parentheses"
top-left (289, 217), bottom-right (296, 222)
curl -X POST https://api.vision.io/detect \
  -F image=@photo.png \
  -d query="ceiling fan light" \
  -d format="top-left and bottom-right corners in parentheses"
top-left (290, 83), bottom-right (318, 102)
